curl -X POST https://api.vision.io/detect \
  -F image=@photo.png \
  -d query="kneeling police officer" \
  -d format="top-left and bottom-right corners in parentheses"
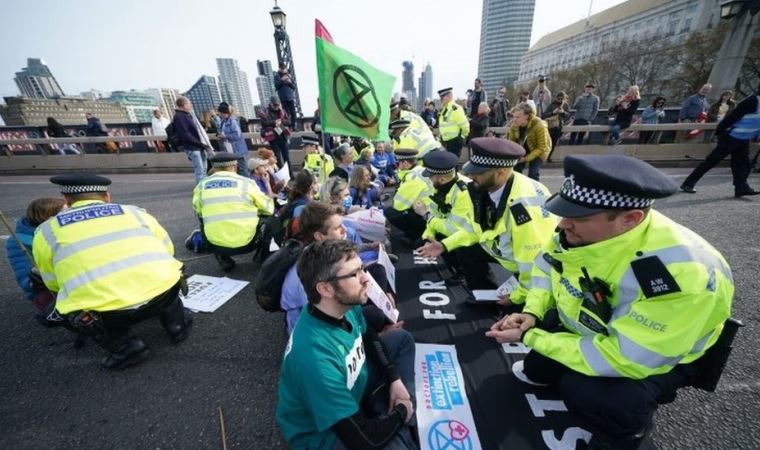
top-left (32, 174), bottom-right (192, 370)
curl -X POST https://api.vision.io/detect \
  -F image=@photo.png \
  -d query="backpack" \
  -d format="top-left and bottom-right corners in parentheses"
top-left (165, 121), bottom-right (182, 150)
top-left (254, 239), bottom-right (303, 312)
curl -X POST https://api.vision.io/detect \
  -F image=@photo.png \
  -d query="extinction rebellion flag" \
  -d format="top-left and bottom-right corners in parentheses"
top-left (315, 19), bottom-right (395, 140)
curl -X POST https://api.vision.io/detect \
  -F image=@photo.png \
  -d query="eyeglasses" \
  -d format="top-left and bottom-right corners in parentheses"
top-left (327, 266), bottom-right (366, 282)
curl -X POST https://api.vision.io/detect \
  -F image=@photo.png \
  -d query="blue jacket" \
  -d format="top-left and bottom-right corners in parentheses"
top-left (6, 218), bottom-right (35, 299)
top-left (274, 72), bottom-right (296, 102)
top-left (679, 94), bottom-right (707, 121)
top-left (372, 152), bottom-right (397, 184)
top-left (641, 106), bottom-right (665, 124)
top-left (219, 116), bottom-right (248, 156)
top-left (349, 186), bottom-right (381, 208)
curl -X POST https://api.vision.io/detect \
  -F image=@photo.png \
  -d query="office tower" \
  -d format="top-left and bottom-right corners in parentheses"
top-left (14, 58), bottom-right (66, 99)
top-left (401, 61), bottom-right (417, 109)
top-left (417, 63), bottom-right (433, 111)
top-left (185, 75), bottom-right (223, 118)
top-left (216, 58), bottom-right (256, 118)
top-left (478, 0), bottom-right (535, 92)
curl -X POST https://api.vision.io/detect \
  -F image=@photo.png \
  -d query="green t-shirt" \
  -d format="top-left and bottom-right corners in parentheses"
top-left (276, 305), bottom-right (369, 449)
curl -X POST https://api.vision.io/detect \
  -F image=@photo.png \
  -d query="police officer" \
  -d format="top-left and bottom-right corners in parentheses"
top-left (413, 151), bottom-right (484, 285)
top-left (391, 100), bottom-right (436, 142)
top-left (384, 149), bottom-right (433, 241)
top-left (193, 153), bottom-right (275, 271)
top-left (301, 132), bottom-right (334, 185)
top-left (32, 174), bottom-right (191, 370)
top-left (438, 137), bottom-right (556, 297)
top-left (437, 87), bottom-right (469, 157)
top-left (390, 118), bottom-right (439, 158)
top-left (489, 155), bottom-right (734, 449)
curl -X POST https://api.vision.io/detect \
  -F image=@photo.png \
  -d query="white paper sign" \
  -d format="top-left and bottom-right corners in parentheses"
top-left (497, 275), bottom-right (520, 297)
top-left (273, 162), bottom-right (290, 183)
top-left (377, 245), bottom-right (396, 293)
top-left (180, 274), bottom-right (249, 313)
top-left (415, 343), bottom-right (482, 450)
top-left (366, 272), bottom-right (399, 323)
top-left (471, 290), bottom-right (499, 302)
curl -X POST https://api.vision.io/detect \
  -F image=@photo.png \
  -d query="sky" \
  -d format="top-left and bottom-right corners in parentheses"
top-left (0, 0), bottom-right (627, 118)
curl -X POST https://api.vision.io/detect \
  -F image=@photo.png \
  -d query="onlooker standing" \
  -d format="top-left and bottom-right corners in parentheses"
top-left (639, 97), bottom-right (666, 144)
top-left (518, 90), bottom-right (536, 114)
top-left (275, 63), bottom-right (298, 130)
top-left (467, 78), bottom-right (488, 118)
top-left (258, 96), bottom-right (292, 174)
top-left (489, 86), bottom-right (510, 128)
top-left (609, 85), bottom-right (641, 145)
top-left (217, 102), bottom-right (249, 177)
top-left (568, 83), bottom-right (600, 145)
top-left (201, 110), bottom-right (221, 153)
top-left (534, 90), bottom-right (549, 119)
top-left (544, 91), bottom-right (570, 162)
top-left (707, 90), bottom-right (736, 123)
top-left (678, 83), bottom-right (712, 141)
top-left (173, 96), bottom-right (214, 183)
top-left (532, 76), bottom-right (551, 105)
top-left (150, 108), bottom-right (171, 152)
top-left (508, 102), bottom-right (551, 181)
top-left (469, 102), bottom-right (491, 140)
top-left (85, 112), bottom-right (108, 154)
top-left (45, 117), bottom-right (80, 155)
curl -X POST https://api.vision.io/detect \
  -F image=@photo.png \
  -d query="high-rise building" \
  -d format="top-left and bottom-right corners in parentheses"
top-left (401, 61), bottom-right (417, 109)
top-left (146, 88), bottom-right (181, 119)
top-left (417, 63), bottom-right (433, 111)
top-left (0, 96), bottom-right (129, 126)
top-left (516, 0), bottom-right (718, 86)
top-left (255, 60), bottom-right (276, 107)
top-left (185, 75), bottom-right (223, 118)
top-left (478, 0), bottom-right (535, 93)
top-left (14, 58), bottom-right (66, 99)
top-left (216, 58), bottom-right (256, 118)
top-left (108, 90), bottom-right (159, 123)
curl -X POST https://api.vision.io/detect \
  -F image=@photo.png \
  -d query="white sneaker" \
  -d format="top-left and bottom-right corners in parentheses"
top-left (512, 360), bottom-right (550, 386)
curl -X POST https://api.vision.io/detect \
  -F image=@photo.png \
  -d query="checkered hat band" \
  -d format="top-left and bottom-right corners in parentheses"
top-left (561, 181), bottom-right (653, 209)
top-left (213, 161), bottom-right (237, 167)
top-left (469, 153), bottom-right (518, 168)
top-left (425, 167), bottom-right (454, 175)
top-left (60, 185), bottom-right (109, 194)
top-left (396, 154), bottom-right (417, 161)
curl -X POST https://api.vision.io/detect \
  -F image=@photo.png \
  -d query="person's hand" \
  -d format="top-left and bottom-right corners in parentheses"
top-left (416, 240), bottom-right (444, 258)
top-left (505, 313), bottom-right (536, 331)
top-left (275, 119), bottom-right (282, 127)
top-left (485, 326), bottom-right (523, 343)
top-left (380, 320), bottom-right (404, 334)
top-left (496, 293), bottom-right (512, 306)
top-left (388, 379), bottom-right (414, 423)
top-left (412, 201), bottom-right (427, 217)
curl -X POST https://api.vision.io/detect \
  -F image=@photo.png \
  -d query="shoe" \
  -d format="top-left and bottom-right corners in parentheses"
top-left (100, 338), bottom-right (149, 370)
top-left (735, 188), bottom-right (760, 197)
top-left (680, 184), bottom-right (697, 194)
top-left (511, 360), bottom-right (550, 386)
top-left (214, 253), bottom-right (236, 272)
top-left (165, 309), bottom-right (194, 344)
top-left (587, 419), bottom-right (655, 450)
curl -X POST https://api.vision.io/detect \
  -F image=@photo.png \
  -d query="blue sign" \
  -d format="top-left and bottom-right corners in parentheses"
top-left (425, 351), bottom-right (464, 410)
top-left (57, 204), bottom-right (124, 227)
top-left (428, 420), bottom-right (474, 450)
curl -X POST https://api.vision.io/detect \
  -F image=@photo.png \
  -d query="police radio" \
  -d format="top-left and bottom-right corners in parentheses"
top-left (578, 267), bottom-right (612, 323)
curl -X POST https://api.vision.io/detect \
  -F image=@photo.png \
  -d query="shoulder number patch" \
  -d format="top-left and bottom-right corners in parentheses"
top-left (630, 256), bottom-right (681, 298)
top-left (510, 203), bottom-right (532, 226)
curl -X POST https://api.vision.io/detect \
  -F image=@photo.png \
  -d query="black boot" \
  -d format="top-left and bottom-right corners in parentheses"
top-left (161, 303), bottom-right (194, 344)
top-left (100, 338), bottom-right (149, 370)
top-left (214, 253), bottom-right (236, 272)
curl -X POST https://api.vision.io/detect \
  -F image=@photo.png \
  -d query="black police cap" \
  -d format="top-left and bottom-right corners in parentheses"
top-left (462, 137), bottom-right (524, 175)
top-left (301, 133), bottom-right (320, 147)
top-left (394, 149), bottom-right (418, 161)
top-left (50, 174), bottom-right (111, 194)
top-left (547, 155), bottom-right (678, 218)
top-left (422, 150), bottom-right (458, 177)
top-left (208, 153), bottom-right (239, 167)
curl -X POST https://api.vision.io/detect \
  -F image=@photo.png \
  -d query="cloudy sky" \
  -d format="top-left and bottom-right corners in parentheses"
top-left (0, 0), bottom-right (626, 116)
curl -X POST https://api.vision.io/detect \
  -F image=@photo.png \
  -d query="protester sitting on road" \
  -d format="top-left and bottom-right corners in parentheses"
top-left (371, 141), bottom-right (398, 186)
top-left (278, 170), bottom-right (318, 239)
top-left (257, 148), bottom-right (285, 195)
top-left (6, 198), bottom-right (64, 320)
top-left (276, 239), bottom-right (416, 450)
top-left (192, 154), bottom-right (275, 272)
top-left (248, 157), bottom-right (276, 200)
top-left (488, 155), bottom-right (734, 449)
top-left (328, 143), bottom-right (354, 181)
top-left (33, 174), bottom-right (192, 370)
top-left (280, 202), bottom-right (397, 334)
top-left (320, 176), bottom-right (362, 215)
top-left (349, 166), bottom-right (382, 209)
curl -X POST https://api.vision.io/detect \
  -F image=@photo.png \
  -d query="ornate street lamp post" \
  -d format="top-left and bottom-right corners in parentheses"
top-left (270, 2), bottom-right (303, 127)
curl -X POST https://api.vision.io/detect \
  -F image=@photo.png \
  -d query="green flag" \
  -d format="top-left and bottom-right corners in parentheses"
top-left (315, 19), bottom-right (395, 141)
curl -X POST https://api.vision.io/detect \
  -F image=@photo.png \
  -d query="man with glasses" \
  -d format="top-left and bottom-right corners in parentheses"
top-left (277, 239), bottom-right (417, 450)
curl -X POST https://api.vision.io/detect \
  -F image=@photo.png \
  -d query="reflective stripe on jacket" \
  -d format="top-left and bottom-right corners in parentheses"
top-left (438, 101), bottom-right (470, 141)
top-left (392, 166), bottom-right (433, 211)
top-left (422, 175), bottom-right (478, 251)
top-left (523, 210), bottom-right (734, 379)
top-left (192, 171), bottom-right (274, 248)
top-left (32, 200), bottom-right (182, 314)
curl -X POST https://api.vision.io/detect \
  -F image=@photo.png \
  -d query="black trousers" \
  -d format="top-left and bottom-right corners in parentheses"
top-left (682, 135), bottom-right (752, 190)
top-left (281, 100), bottom-right (298, 131)
top-left (386, 207), bottom-right (426, 242)
top-left (547, 127), bottom-right (562, 161)
top-left (269, 137), bottom-right (291, 173)
top-left (568, 118), bottom-right (589, 145)
top-left (64, 282), bottom-right (186, 353)
top-left (522, 349), bottom-right (697, 438)
top-left (439, 236), bottom-right (497, 290)
top-left (442, 136), bottom-right (464, 158)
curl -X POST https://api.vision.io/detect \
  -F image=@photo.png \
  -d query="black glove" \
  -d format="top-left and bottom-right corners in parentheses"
top-left (28, 269), bottom-right (46, 292)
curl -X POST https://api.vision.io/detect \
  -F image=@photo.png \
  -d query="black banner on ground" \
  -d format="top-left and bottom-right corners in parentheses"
top-left (394, 249), bottom-right (656, 450)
